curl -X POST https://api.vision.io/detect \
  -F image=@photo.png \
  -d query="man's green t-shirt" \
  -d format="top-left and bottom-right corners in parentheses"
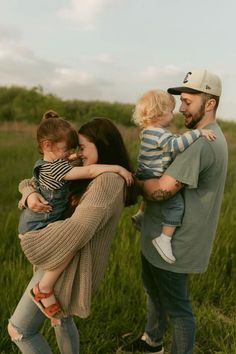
top-left (141, 122), bottom-right (228, 273)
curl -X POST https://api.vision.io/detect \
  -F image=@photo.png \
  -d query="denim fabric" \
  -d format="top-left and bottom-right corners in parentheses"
top-left (9, 270), bottom-right (80, 354)
top-left (18, 184), bottom-right (69, 234)
top-left (136, 164), bottom-right (160, 179)
top-left (141, 254), bottom-right (196, 354)
top-left (136, 173), bottom-right (184, 227)
top-left (160, 192), bottom-right (184, 227)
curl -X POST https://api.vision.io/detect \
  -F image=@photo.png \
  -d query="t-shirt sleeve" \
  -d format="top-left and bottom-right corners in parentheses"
top-left (164, 139), bottom-right (215, 189)
top-left (50, 160), bottom-right (74, 181)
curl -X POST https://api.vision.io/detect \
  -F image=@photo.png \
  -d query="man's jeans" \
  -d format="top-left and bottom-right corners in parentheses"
top-left (141, 254), bottom-right (196, 354)
top-left (9, 270), bottom-right (80, 354)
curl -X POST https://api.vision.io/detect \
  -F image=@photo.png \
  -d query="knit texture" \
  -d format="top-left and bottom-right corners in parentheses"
top-left (19, 173), bottom-right (125, 318)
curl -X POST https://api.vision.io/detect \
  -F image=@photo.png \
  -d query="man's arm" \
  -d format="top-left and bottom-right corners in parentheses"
top-left (139, 174), bottom-right (184, 201)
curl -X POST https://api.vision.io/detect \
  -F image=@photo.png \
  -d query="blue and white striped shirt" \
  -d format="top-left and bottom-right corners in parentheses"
top-left (136, 127), bottom-right (202, 179)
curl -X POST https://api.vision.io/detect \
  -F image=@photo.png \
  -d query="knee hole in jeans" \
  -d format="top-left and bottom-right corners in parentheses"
top-left (8, 322), bottom-right (24, 342)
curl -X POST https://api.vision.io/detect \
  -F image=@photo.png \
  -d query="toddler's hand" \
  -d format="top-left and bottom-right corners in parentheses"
top-left (119, 168), bottom-right (134, 186)
top-left (201, 129), bottom-right (216, 141)
top-left (67, 152), bottom-right (78, 161)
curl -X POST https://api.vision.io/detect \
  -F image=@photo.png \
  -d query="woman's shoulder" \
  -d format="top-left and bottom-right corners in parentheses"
top-left (91, 172), bottom-right (124, 185)
top-left (88, 172), bottom-right (125, 197)
top-left (78, 172), bottom-right (125, 207)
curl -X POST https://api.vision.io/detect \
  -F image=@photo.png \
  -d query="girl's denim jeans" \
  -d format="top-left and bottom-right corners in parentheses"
top-left (141, 254), bottom-right (196, 354)
top-left (9, 270), bottom-right (80, 354)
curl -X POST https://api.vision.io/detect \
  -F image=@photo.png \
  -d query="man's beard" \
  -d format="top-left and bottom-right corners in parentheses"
top-left (184, 102), bottom-right (205, 129)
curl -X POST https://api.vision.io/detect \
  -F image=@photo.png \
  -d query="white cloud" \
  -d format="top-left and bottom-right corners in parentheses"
top-left (0, 25), bottom-right (21, 43)
top-left (95, 53), bottom-right (113, 64)
top-left (53, 67), bottom-right (93, 86)
top-left (58, 0), bottom-right (109, 30)
top-left (140, 65), bottom-right (183, 80)
top-left (0, 35), bottom-right (54, 84)
top-left (0, 27), bottom-right (110, 99)
top-left (0, 23), bottom-right (235, 120)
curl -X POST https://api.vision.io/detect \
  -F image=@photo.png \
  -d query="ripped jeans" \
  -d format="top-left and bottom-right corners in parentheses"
top-left (8, 270), bottom-right (80, 354)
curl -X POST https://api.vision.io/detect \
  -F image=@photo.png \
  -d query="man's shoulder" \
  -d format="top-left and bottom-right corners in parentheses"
top-left (186, 125), bottom-right (227, 157)
top-left (177, 136), bottom-right (213, 156)
top-left (165, 138), bottom-right (214, 183)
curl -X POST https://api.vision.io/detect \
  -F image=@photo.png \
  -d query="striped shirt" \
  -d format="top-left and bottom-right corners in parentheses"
top-left (37, 159), bottom-right (73, 190)
top-left (136, 127), bottom-right (202, 178)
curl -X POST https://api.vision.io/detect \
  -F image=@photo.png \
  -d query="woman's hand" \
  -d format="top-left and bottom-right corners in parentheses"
top-left (27, 192), bottom-right (52, 213)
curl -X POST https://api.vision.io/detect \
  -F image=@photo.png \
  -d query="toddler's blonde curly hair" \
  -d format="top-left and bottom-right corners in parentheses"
top-left (132, 90), bottom-right (176, 128)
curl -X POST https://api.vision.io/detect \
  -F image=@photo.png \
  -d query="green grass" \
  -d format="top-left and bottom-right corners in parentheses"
top-left (0, 122), bottom-right (235, 354)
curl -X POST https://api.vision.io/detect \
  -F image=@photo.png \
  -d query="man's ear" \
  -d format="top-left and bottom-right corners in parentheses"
top-left (206, 99), bottom-right (216, 112)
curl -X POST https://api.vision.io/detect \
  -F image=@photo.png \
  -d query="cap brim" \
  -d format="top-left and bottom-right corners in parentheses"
top-left (167, 87), bottom-right (203, 95)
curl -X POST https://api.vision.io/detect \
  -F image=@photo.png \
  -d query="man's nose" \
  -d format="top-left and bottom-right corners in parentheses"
top-left (179, 103), bottom-right (185, 113)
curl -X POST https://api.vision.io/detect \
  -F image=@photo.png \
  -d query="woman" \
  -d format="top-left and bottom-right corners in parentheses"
top-left (8, 117), bottom-right (136, 354)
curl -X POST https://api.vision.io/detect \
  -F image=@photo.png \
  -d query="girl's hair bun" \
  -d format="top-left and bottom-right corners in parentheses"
top-left (42, 110), bottom-right (60, 120)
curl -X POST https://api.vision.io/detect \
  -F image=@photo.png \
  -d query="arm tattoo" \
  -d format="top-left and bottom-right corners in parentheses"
top-left (149, 180), bottom-right (184, 201)
top-left (175, 180), bottom-right (183, 188)
top-left (150, 189), bottom-right (173, 201)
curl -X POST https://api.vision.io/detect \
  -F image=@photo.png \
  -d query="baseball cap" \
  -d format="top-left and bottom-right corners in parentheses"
top-left (167, 69), bottom-right (222, 97)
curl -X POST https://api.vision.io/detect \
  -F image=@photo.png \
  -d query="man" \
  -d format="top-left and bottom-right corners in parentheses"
top-left (121, 70), bottom-right (228, 354)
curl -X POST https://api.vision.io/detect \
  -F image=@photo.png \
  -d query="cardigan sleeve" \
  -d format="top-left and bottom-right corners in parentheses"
top-left (18, 178), bottom-right (39, 209)
top-left (20, 173), bottom-right (125, 270)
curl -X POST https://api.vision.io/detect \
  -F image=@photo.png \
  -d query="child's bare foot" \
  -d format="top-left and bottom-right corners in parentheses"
top-left (30, 282), bottom-right (61, 318)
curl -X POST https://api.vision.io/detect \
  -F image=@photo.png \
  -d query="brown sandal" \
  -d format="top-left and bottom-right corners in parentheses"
top-left (30, 282), bottom-right (61, 318)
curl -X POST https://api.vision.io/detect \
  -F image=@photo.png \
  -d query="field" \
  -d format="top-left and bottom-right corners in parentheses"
top-left (0, 121), bottom-right (236, 354)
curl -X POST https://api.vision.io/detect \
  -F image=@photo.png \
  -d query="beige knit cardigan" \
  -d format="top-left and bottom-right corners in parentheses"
top-left (19, 173), bottom-right (125, 318)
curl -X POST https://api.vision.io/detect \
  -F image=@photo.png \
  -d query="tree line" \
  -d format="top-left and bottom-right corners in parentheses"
top-left (0, 85), bottom-right (136, 127)
top-left (2, 85), bottom-right (218, 130)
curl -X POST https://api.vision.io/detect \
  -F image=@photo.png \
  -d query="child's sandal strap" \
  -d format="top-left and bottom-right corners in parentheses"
top-left (44, 302), bottom-right (61, 317)
top-left (32, 283), bottom-right (54, 302)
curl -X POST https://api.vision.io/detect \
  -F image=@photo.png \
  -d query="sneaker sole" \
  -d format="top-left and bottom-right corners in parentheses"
top-left (152, 239), bottom-right (175, 264)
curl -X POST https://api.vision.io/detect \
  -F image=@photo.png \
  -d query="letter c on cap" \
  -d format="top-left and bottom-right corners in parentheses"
top-left (183, 72), bottom-right (192, 83)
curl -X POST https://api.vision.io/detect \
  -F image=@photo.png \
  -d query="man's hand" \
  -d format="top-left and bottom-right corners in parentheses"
top-left (27, 192), bottom-right (52, 213)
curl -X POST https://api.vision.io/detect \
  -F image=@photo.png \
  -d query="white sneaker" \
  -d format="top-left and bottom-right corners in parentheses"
top-left (152, 236), bottom-right (176, 264)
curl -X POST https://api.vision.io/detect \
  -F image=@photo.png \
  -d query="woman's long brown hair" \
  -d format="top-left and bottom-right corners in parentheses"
top-left (68, 117), bottom-right (137, 212)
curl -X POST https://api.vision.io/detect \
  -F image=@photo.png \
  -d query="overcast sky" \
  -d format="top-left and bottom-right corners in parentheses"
top-left (0, 0), bottom-right (236, 121)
